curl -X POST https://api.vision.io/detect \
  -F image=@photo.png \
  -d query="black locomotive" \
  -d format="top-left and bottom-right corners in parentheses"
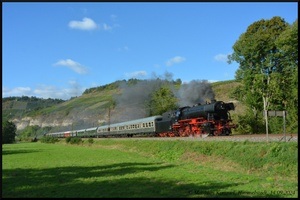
top-left (156, 99), bottom-right (236, 136)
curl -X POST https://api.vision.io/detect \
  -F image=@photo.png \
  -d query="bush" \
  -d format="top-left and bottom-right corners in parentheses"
top-left (235, 113), bottom-right (265, 134)
top-left (69, 137), bottom-right (83, 145)
top-left (65, 136), bottom-right (72, 144)
top-left (87, 138), bottom-right (94, 145)
top-left (40, 136), bottom-right (59, 144)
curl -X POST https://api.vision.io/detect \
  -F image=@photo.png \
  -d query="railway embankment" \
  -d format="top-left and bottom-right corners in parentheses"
top-left (79, 138), bottom-right (298, 180)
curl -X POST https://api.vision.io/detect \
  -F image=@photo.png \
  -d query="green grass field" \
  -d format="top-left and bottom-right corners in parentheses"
top-left (2, 139), bottom-right (298, 198)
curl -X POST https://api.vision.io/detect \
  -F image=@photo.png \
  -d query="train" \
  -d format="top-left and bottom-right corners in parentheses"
top-left (45, 99), bottom-right (237, 138)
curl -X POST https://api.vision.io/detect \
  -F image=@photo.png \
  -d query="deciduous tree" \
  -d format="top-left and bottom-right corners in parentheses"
top-left (228, 16), bottom-right (297, 133)
top-left (2, 120), bottom-right (17, 144)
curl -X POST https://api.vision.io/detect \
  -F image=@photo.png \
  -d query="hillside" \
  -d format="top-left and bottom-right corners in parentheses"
top-left (2, 79), bottom-right (245, 132)
top-left (211, 80), bottom-right (246, 117)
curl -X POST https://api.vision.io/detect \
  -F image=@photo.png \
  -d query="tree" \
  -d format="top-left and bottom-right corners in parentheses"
top-left (19, 125), bottom-right (40, 141)
top-left (274, 19), bottom-right (298, 132)
top-left (228, 16), bottom-right (297, 133)
top-left (149, 85), bottom-right (178, 116)
top-left (2, 120), bottom-right (17, 144)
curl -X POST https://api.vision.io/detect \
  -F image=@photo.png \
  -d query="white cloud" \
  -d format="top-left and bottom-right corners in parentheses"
top-left (208, 80), bottom-right (219, 83)
top-left (125, 71), bottom-right (147, 79)
top-left (3, 82), bottom-right (86, 100)
top-left (34, 83), bottom-right (84, 99)
top-left (214, 53), bottom-right (229, 62)
top-left (33, 86), bottom-right (66, 99)
top-left (3, 86), bottom-right (32, 97)
top-left (68, 17), bottom-right (98, 30)
top-left (166, 56), bottom-right (186, 66)
top-left (54, 59), bottom-right (88, 74)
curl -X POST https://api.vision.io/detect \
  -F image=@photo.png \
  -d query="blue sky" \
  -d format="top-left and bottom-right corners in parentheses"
top-left (2, 2), bottom-right (298, 100)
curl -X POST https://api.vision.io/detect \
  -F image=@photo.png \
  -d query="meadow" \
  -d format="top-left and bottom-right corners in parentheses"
top-left (2, 139), bottom-right (298, 198)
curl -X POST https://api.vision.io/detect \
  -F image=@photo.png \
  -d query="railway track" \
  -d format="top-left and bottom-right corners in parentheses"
top-left (94, 134), bottom-right (298, 142)
top-left (198, 133), bottom-right (298, 142)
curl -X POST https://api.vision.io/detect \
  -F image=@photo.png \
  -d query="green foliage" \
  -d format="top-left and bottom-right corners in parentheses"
top-left (40, 136), bottom-right (59, 144)
top-left (228, 17), bottom-right (298, 134)
top-left (275, 19), bottom-right (298, 66)
top-left (82, 80), bottom-right (126, 94)
top-left (66, 137), bottom-right (83, 145)
top-left (2, 96), bottom-right (65, 121)
top-left (17, 125), bottom-right (52, 141)
top-left (18, 125), bottom-right (39, 141)
top-left (65, 136), bottom-right (72, 143)
top-left (234, 109), bottom-right (265, 134)
top-left (149, 85), bottom-right (178, 115)
top-left (2, 120), bottom-right (17, 144)
top-left (87, 138), bottom-right (94, 144)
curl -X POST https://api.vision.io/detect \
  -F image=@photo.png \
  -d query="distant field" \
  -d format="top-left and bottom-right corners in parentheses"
top-left (2, 140), bottom-right (298, 198)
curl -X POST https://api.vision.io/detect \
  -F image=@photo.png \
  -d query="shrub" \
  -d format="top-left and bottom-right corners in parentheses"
top-left (65, 136), bottom-right (72, 143)
top-left (40, 136), bottom-right (59, 144)
top-left (87, 138), bottom-right (94, 145)
top-left (69, 137), bottom-right (83, 145)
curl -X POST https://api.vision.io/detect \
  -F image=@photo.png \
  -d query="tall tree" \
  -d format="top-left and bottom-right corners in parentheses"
top-left (274, 19), bottom-right (298, 132)
top-left (228, 16), bottom-right (297, 133)
top-left (2, 120), bottom-right (17, 144)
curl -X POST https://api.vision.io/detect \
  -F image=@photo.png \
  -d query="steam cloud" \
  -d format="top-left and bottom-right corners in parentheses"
top-left (112, 73), bottom-right (215, 123)
top-left (111, 73), bottom-right (174, 123)
top-left (177, 80), bottom-right (215, 107)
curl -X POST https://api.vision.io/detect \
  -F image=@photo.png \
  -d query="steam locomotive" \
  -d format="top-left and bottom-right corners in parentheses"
top-left (45, 99), bottom-right (236, 138)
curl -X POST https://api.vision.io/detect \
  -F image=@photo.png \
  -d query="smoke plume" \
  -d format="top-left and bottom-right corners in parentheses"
top-left (111, 73), bottom-right (174, 123)
top-left (112, 74), bottom-right (215, 123)
top-left (177, 80), bottom-right (215, 107)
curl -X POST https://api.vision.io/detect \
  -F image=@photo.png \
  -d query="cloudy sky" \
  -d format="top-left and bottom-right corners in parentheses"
top-left (2, 2), bottom-right (298, 100)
